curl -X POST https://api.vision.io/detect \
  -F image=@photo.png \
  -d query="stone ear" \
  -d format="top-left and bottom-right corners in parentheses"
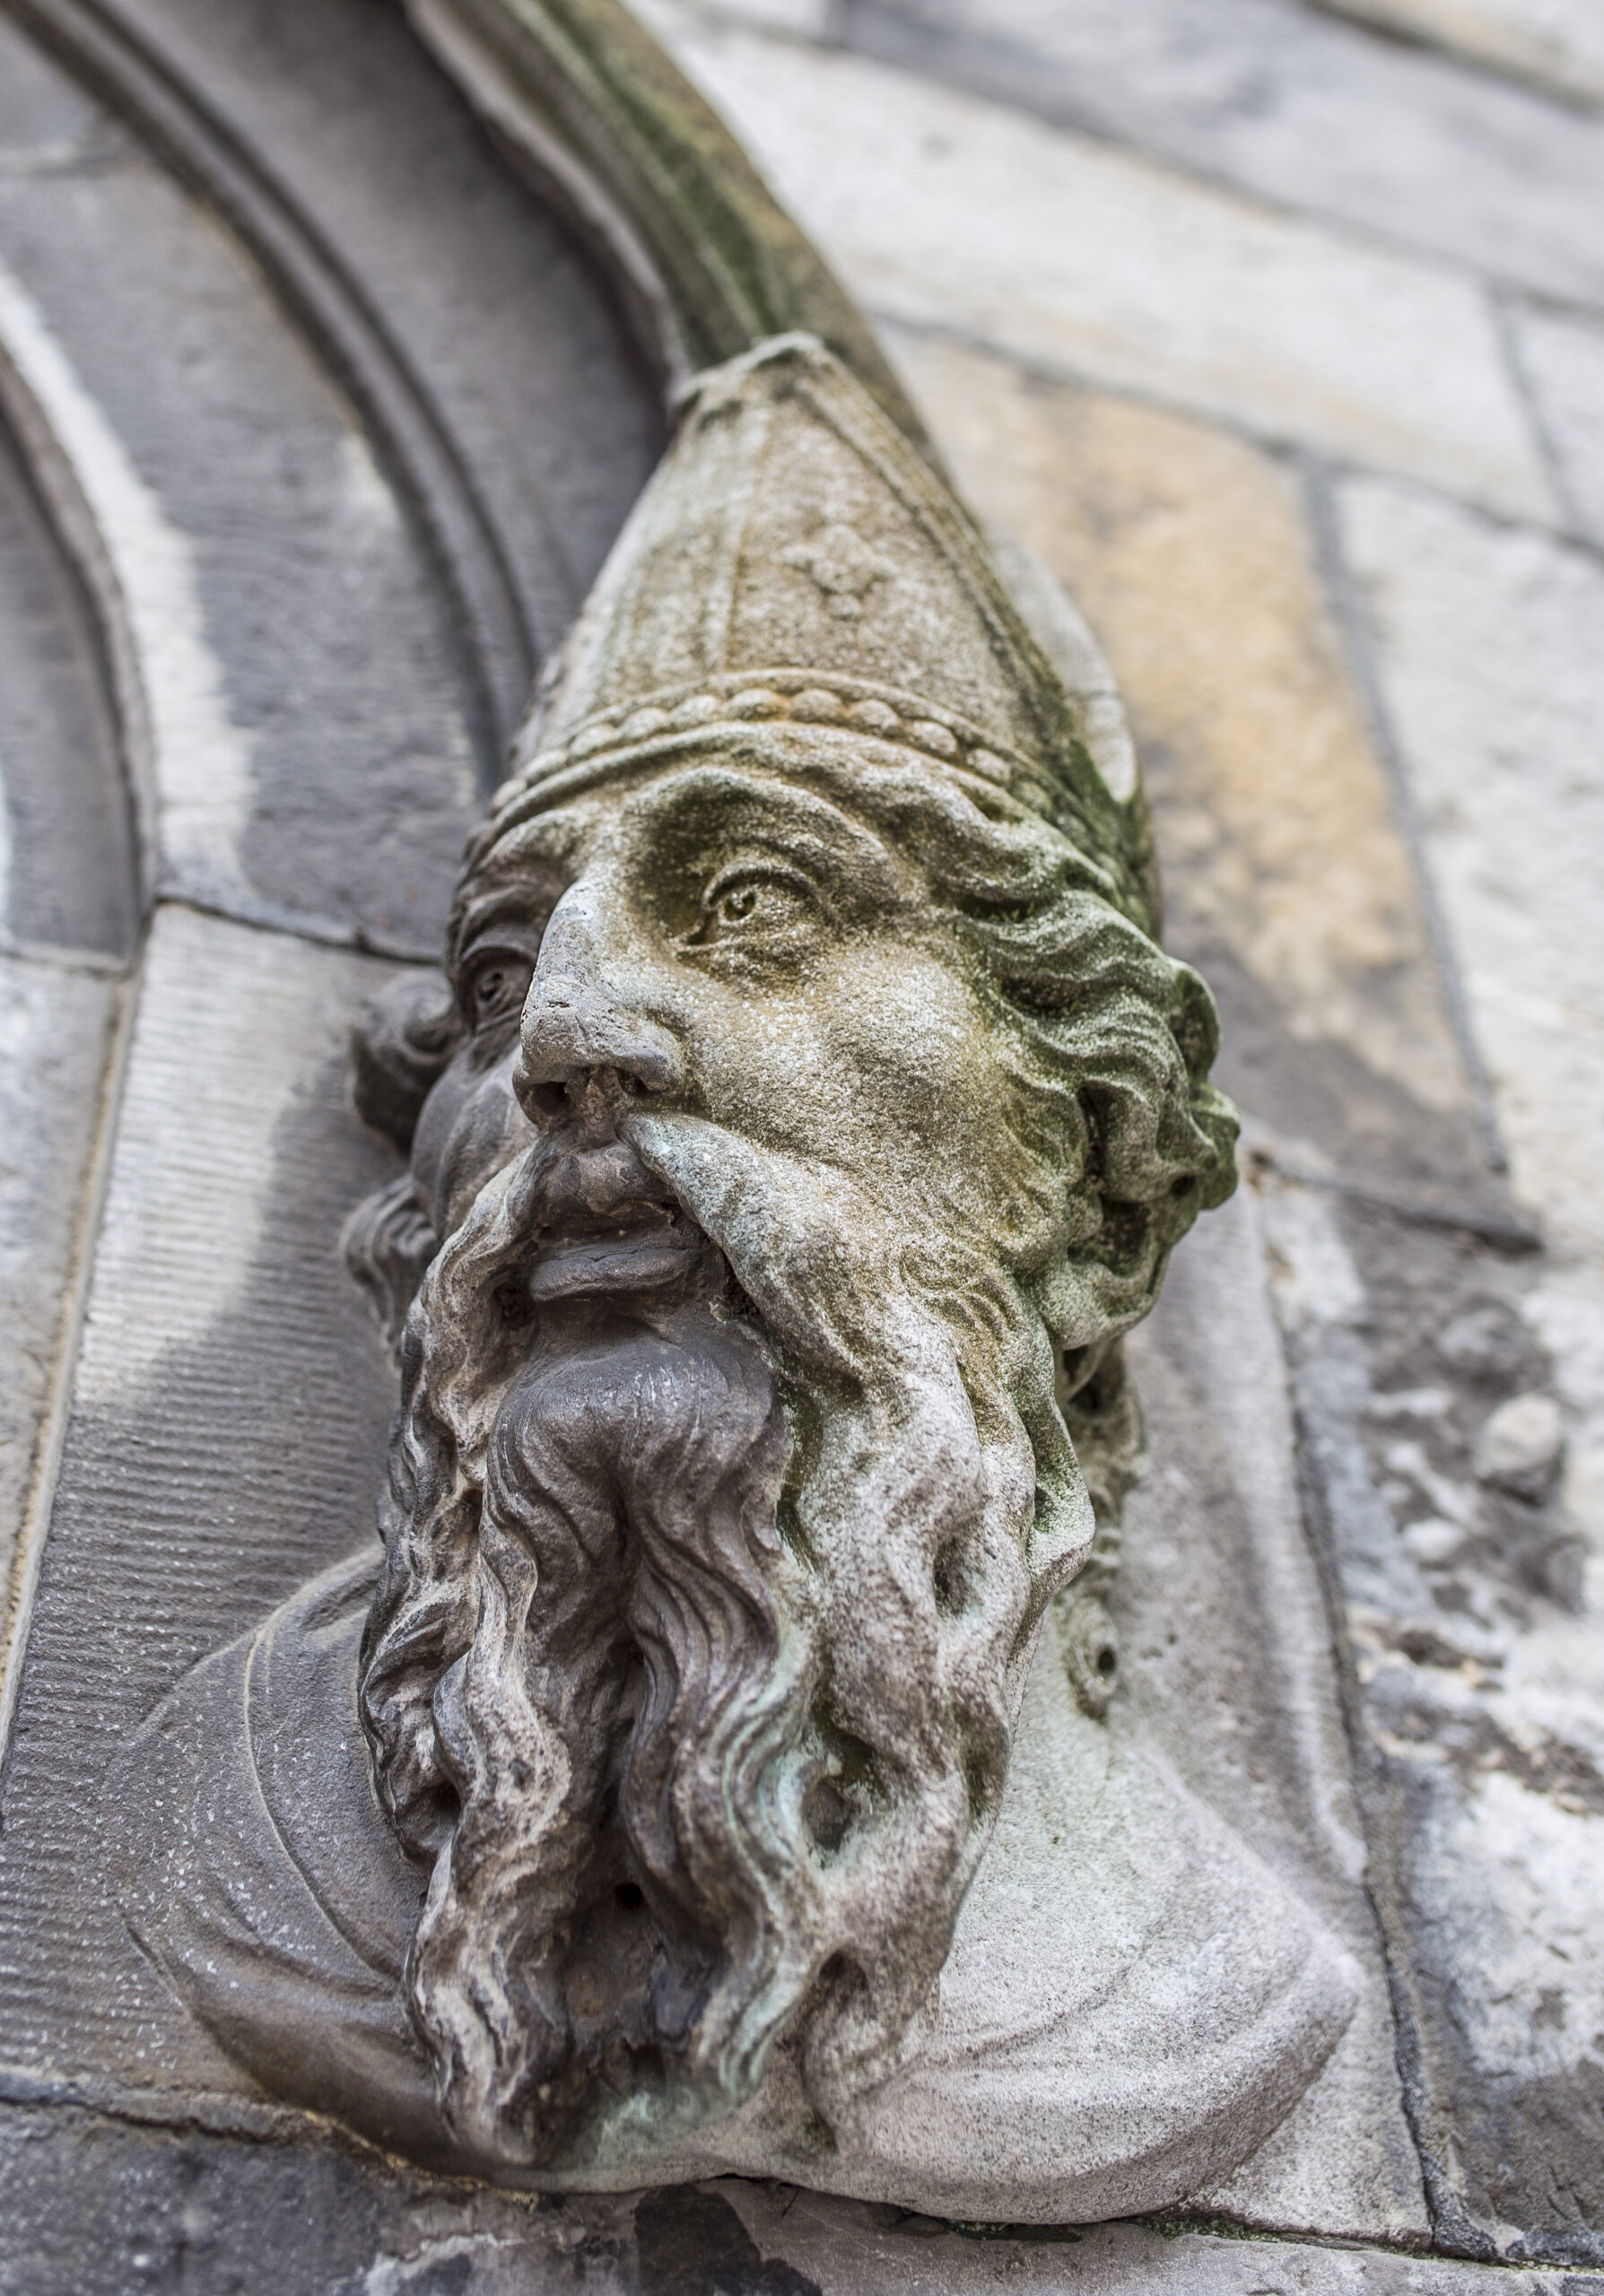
top-left (342, 1174), bottom-right (437, 1360)
top-left (351, 970), bottom-right (462, 1152)
top-left (1035, 1202), bottom-right (1179, 1364)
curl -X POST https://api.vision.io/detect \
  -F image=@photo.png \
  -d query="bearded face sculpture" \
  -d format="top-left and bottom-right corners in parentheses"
top-left (112, 336), bottom-right (1355, 2217)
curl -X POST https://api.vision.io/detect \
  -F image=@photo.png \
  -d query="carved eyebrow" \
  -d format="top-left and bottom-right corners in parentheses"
top-left (623, 768), bottom-right (902, 892)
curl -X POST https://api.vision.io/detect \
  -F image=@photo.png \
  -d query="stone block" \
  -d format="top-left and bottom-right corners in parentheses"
top-left (1123, 1191), bottom-right (1425, 2239)
top-left (642, 1), bottom-right (1555, 520)
top-left (0, 356), bottom-right (135, 958)
top-left (0, 2110), bottom-right (1576, 2294)
top-left (0, 187), bottom-right (469, 951)
top-left (1338, 478), bottom-right (1604, 1258)
top-left (1317, 0), bottom-right (1604, 110)
top-left (1261, 1170), bottom-right (1604, 2262)
top-left (95, 0), bottom-right (664, 688)
top-left (841, 0), bottom-right (1604, 311)
top-left (0, 13), bottom-right (100, 149)
top-left (1516, 303), bottom-right (1604, 546)
top-left (1254, 458), bottom-right (1604, 2240)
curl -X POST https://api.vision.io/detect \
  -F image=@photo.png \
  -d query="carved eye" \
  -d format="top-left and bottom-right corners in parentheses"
top-left (693, 867), bottom-right (815, 947)
top-left (466, 954), bottom-right (534, 1029)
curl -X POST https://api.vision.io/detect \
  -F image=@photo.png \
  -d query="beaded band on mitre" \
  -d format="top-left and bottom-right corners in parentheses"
top-left (485, 668), bottom-right (1068, 834)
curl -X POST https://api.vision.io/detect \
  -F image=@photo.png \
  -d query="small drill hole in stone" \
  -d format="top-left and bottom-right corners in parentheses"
top-left (933, 1538), bottom-right (969, 1613)
top-left (493, 1277), bottom-right (534, 1328)
top-left (805, 1777), bottom-right (850, 1854)
top-left (615, 1882), bottom-right (645, 1912)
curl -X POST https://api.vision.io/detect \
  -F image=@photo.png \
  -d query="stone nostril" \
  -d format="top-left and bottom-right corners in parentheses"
top-left (511, 1051), bottom-right (568, 1128)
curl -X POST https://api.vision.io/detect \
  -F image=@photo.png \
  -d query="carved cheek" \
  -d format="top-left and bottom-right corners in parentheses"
top-left (675, 947), bottom-right (998, 1195)
top-left (824, 952), bottom-right (1000, 1154)
top-left (413, 1051), bottom-right (531, 1237)
top-left (685, 994), bottom-right (837, 1142)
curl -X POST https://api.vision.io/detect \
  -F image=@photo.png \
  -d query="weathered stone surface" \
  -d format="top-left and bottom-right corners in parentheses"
top-left (1515, 305), bottom-right (1604, 547)
top-left (1338, 480), bottom-right (1604, 1262)
top-left (1123, 1191), bottom-right (1425, 2239)
top-left (1262, 1169), bottom-right (1604, 2263)
top-left (75, 0), bottom-right (665, 701)
top-left (0, 5), bottom-right (101, 147)
top-left (0, 389), bottom-right (126, 1719)
top-left (641, 0), bottom-right (1555, 520)
top-left (1317, 481), bottom-right (1604, 2257)
top-left (0, 2111), bottom-right (1577, 2296)
top-left (840, 0), bottom-right (1604, 310)
top-left (0, 395), bottom-right (133, 957)
top-left (732, 2176), bottom-right (1590, 2293)
top-left (1318, 0), bottom-right (1604, 109)
top-left (0, 955), bottom-right (118, 1674)
top-left (886, 331), bottom-right (1477, 1196)
top-left (0, 906), bottom-right (404, 2083)
top-left (0, 3), bottom-right (658, 953)
top-left (0, 106), bottom-right (466, 946)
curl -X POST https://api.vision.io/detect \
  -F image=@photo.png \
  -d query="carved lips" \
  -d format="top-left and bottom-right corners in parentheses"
top-left (525, 1135), bottom-right (702, 1303)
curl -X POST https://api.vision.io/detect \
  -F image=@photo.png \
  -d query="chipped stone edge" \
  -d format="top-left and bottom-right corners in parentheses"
top-left (0, 961), bottom-right (135, 1771)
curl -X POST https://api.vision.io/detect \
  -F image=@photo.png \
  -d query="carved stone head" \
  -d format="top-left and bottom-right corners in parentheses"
top-left (343, 335), bottom-right (1237, 2170)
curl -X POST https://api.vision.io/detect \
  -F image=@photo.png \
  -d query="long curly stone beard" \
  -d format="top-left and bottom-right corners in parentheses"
top-left (411, 1300), bottom-right (804, 2161)
top-left (362, 1121), bottom-right (1090, 2170)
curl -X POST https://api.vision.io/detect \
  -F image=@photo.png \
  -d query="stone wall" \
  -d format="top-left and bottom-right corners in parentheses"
top-left (2, 0), bottom-right (1602, 2283)
top-left (631, 0), bottom-right (1604, 2265)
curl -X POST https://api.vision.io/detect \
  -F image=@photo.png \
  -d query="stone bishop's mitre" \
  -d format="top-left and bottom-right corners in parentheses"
top-left (483, 333), bottom-right (1158, 935)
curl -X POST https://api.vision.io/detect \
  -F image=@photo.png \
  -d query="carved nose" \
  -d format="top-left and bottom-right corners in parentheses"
top-left (514, 885), bottom-right (682, 1113)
